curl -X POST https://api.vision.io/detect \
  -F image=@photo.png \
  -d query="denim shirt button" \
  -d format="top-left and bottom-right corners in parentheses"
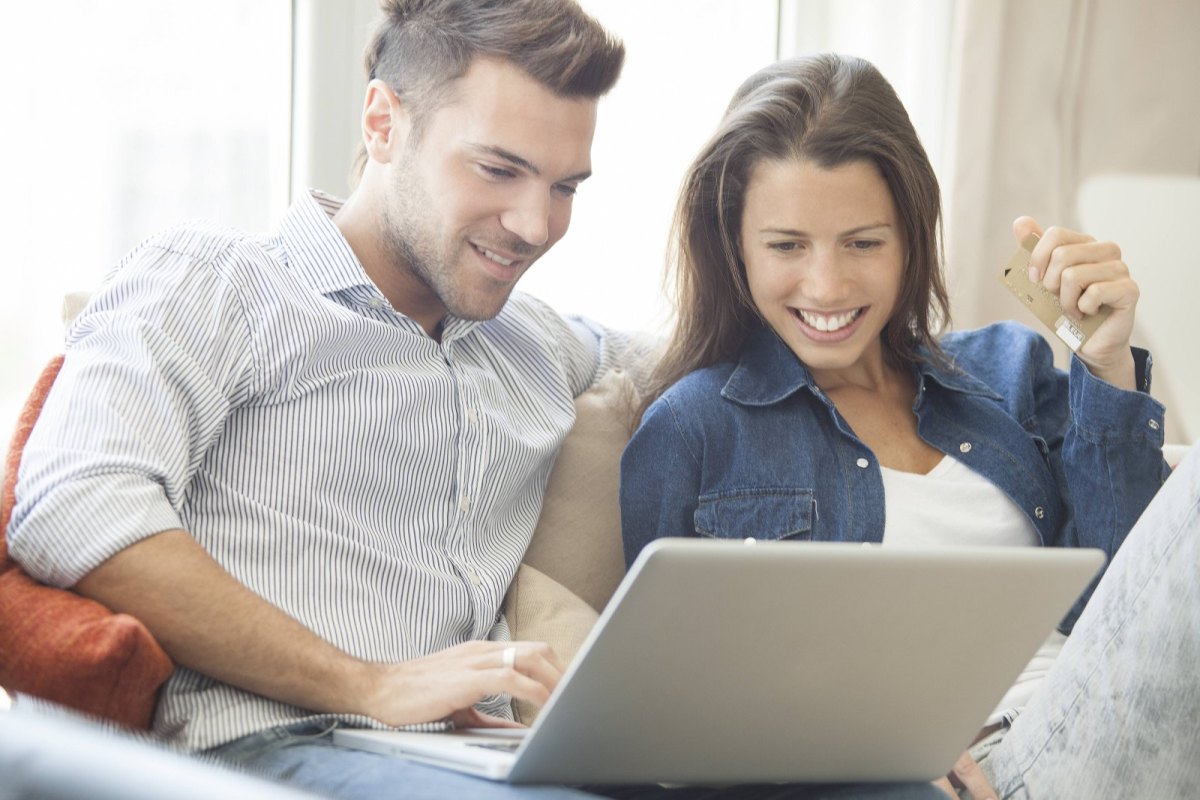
top-left (959, 442), bottom-right (972, 453)
top-left (855, 457), bottom-right (869, 468)
top-left (1148, 419), bottom-right (1161, 431)
top-left (1034, 506), bottom-right (1045, 519)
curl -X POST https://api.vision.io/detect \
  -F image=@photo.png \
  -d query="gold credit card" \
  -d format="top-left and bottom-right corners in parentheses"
top-left (998, 233), bottom-right (1110, 351)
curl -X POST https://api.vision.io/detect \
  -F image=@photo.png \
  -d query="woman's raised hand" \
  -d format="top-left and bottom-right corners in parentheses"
top-left (1013, 216), bottom-right (1139, 390)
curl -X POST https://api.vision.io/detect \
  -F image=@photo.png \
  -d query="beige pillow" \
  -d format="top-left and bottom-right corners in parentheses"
top-left (520, 368), bottom-right (640, 612)
top-left (503, 367), bottom-right (641, 724)
top-left (504, 564), bottom-right (599, 725)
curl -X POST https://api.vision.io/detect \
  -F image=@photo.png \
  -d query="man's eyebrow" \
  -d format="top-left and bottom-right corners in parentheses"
top-left (468, 143), bottom-right (592, 184)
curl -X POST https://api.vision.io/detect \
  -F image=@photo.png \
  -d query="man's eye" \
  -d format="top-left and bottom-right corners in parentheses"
top-left (480, 164), bottom-right (515, 179)
top-left (553, 183), bottom-right (578, 197)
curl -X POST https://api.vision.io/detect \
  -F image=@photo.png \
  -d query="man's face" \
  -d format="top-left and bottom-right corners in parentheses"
top-left (380, 58), bottom-right (598, 330)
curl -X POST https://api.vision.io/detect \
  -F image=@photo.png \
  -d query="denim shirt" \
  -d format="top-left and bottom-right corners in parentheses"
top-left (620, 322), bottom-right (1170, 632)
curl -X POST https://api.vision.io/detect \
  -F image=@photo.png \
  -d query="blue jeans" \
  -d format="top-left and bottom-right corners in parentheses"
top-left (981, 445), bottom-right (1200, 798)
top-left (207, 721), bottom-right (941, 799)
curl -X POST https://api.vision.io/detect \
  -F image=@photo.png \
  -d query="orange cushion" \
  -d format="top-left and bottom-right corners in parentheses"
top-left (0, 356), bottom-right (173, 729)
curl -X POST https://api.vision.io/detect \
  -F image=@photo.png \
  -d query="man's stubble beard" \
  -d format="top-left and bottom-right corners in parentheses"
top-left (379, 161), bottom-right (469, 320)
top-left (380, 158), bottom-right (538, 324)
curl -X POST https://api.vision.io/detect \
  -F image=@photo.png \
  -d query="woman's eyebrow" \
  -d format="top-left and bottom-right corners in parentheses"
top-left (758, 223), bottom-right (892, 236)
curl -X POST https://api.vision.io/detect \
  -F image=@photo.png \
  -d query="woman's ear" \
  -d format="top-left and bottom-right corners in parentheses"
top-left (361, 78), bottom-right (412, 164)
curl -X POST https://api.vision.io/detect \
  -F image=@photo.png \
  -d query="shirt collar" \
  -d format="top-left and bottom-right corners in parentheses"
top-left (278, 189), bottom-right (376, 297)
top-left (722, 325), bottom-right (1002, 406)
top-left (276, 190), bottom-right (486, 341)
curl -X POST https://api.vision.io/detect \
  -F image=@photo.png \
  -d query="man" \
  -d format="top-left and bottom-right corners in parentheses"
top-left (8, 1), bottom-right (942, 798)
top-left (11, 0), bottom-right (622, 792)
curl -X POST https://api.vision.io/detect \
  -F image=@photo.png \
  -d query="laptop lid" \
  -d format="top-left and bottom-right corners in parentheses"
top-left (336, 539), bottom-right (1104, 785)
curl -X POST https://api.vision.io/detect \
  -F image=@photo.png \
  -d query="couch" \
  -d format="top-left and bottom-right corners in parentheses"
top-left (1, 342), bottom-right (1190, 732)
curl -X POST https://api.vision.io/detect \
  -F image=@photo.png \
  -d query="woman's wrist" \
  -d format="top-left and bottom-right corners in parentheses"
top-left (1079, 349), bottom-right (1137, 391)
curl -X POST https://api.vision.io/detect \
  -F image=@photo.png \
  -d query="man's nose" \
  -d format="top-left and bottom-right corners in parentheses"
top-left (500, 187), bottom-right (551, 248)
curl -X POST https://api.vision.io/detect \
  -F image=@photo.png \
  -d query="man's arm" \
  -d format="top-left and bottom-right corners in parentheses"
top-left (75, 530), bottom-right (564, 728)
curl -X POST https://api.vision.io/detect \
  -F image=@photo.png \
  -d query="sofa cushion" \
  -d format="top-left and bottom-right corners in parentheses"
top-left (0, 356), bottom-right (173, 729)
top-left (502, 368), bottom-right (640, 723)
top-left (503, 564), bottom-right (599, 725)
top-left (518, 368), bottom-right (639, 613)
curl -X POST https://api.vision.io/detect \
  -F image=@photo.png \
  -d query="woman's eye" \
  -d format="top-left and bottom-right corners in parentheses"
top-left (768, 241), bottom-right (799, 252)
top-left (849, 239), bottom-right (881, 251)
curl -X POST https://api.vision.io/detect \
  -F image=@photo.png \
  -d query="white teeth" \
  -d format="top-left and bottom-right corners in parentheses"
top-left (798, 308), bottom-right (861, 332)
top-left (479, 247), bottom-right (515, 267)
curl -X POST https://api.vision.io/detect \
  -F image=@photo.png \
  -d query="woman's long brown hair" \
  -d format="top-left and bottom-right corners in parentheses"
top-left (641, 54), bottom-right (951, 417)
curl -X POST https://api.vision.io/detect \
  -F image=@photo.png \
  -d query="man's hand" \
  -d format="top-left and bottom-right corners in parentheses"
top-left (932, 750), bottom-right (996, 800)
top-left (76, 529), bottom-right (563, 728)
top-left (356, 640), bottom-right (564, 728)
top-left (1013, 215), bottom-right (1139, 390)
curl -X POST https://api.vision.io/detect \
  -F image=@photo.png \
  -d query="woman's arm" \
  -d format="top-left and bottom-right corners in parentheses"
top-left (1017, 217), bottom-right (1170, 629)
top-left (619, 397), bottom-right (704, 569)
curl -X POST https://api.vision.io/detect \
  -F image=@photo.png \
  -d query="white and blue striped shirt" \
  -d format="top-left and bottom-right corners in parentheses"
top-left (9, 190), bottom-right (631, 751)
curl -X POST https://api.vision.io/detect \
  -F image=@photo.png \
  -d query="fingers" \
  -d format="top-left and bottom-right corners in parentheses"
top-left (458, 640), bottom-right (564, 707)
top-left (1012, 215), bottom-right (1043, 246)
top-left (364, 640), bottom-right (564, 728)
top-left (473, 641), bottom-right (562, 691)
top-left (448, 706), bottom-right (526, 730)
top-left (1053, 259), bottom-right (1133, 320)
top-left (1016, 223), bottom-right (1135, 321)
top-left (931, 776), bottom-right (957, 798)
top-left (1072, 272), bottom-right (1139, 318)
top-left (948, 750), bottom-right (997, 800)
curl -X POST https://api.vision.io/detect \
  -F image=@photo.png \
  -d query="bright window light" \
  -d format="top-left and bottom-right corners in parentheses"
top-left (0, 1), bottom-right (292, 452)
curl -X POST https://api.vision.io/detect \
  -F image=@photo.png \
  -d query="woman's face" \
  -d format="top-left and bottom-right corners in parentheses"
top-left (740, 157), bottom-right (906, 385)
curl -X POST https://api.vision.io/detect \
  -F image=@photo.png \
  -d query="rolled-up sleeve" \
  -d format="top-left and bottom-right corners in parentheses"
top-left (8, 237), bottom-right (257, 588)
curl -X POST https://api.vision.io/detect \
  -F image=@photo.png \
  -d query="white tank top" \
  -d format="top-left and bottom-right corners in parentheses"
top-left (880, 454), bottom-right (1066, 726)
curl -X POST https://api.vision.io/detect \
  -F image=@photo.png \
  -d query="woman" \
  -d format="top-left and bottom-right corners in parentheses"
top-left (620, 54), bottom-right (1198, 797)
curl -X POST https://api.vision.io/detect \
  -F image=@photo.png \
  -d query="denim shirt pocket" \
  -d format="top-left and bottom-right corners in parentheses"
top-left (694, 487), bottom-right (815, 541)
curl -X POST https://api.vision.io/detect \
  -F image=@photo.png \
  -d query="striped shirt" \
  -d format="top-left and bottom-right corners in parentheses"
top-left (8, 190), bottom-right (633, 752)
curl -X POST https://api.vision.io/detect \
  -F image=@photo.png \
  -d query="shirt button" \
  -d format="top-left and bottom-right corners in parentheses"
top-left (1148, 419), bottom-right (1160, 431)
top-left (368, 297), bottom-right (385, 310)
top-left (467, 408), bottom-right (478, 425)
top-left (459, 495), bottom-right (471, 513)
top-left (959, 442), bottom-right (972, 454)
top-left (1034, 506), bottom-right (1045, 519)
top-left (467, 570), bottom-right (481, 587)
top-left (855, 457), bottom-right (869, 469)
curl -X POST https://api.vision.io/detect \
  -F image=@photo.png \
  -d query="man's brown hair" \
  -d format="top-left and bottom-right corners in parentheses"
top-left (353, 0), bottom-right (624, 178)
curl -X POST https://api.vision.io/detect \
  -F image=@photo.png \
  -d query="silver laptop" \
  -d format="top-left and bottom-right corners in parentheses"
top-left (335, 538), bottom-right (1104, 785)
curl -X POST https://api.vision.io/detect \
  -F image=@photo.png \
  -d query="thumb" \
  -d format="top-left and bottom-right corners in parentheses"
top-left (1012, 215), bottom-right (1043, 244)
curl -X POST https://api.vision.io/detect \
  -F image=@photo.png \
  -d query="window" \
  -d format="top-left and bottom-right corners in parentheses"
top-left (0, 1), bottom-right (956, 470)
top-left (0, 1), bottom-right (292, 446)
top-left (524, 1), bottom-right (780, 335)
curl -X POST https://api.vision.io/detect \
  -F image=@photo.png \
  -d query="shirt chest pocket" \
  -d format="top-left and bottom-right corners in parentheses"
top-left (694, 488), bottom-right (815, 541)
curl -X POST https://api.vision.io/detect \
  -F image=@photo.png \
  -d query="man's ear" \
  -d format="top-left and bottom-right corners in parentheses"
top-left (362, 78), bottom-right (412, 164)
